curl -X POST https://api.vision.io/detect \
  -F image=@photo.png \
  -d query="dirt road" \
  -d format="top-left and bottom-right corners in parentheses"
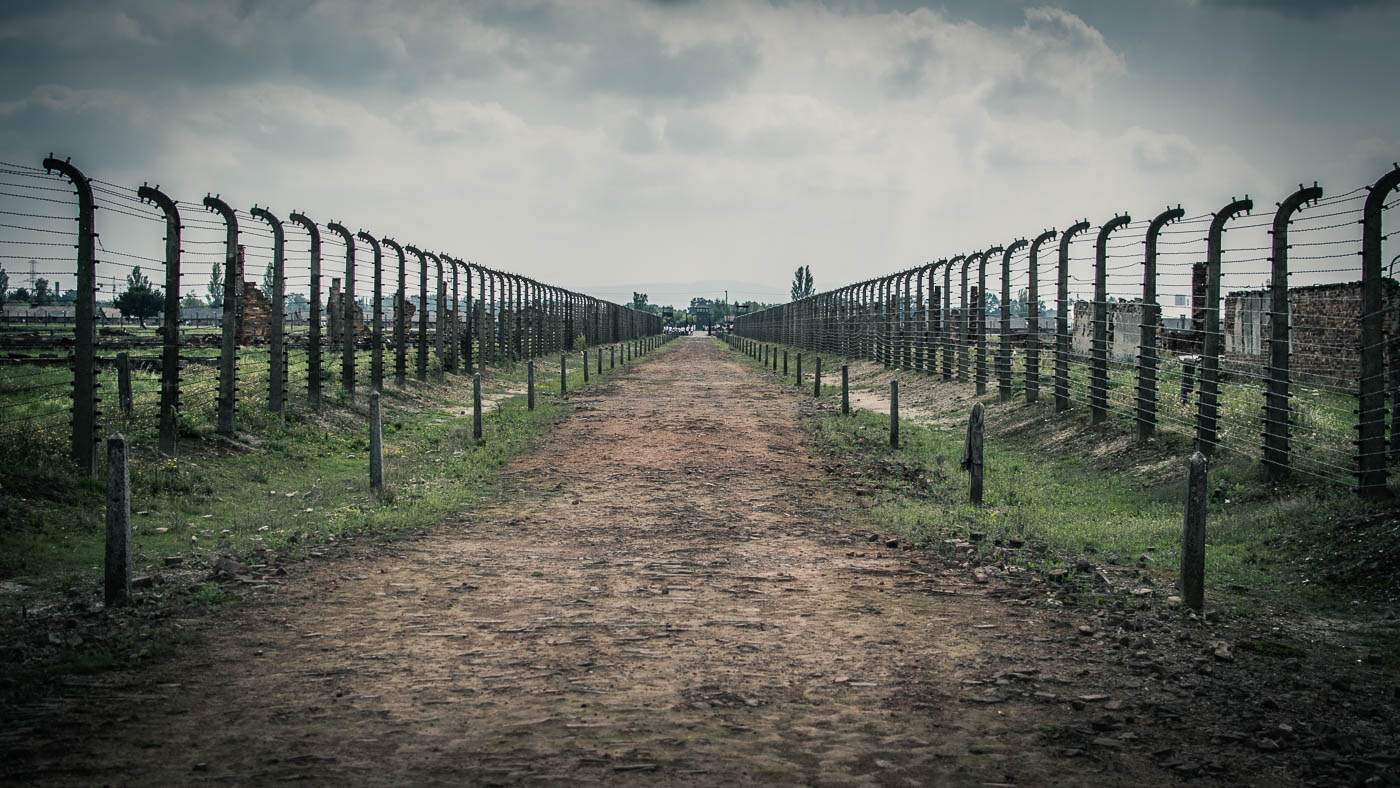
top-left (3, 339), bottom-right (1239, 785)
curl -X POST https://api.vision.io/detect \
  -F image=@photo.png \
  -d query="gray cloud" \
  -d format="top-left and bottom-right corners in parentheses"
top-left (1202, 0), bottom-right (1390, 19)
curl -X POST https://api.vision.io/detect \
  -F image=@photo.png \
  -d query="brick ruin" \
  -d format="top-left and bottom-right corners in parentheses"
top-left (327, 278), bottom-right (372, 344)
top-left (1222, 280), bottom-right (1400, 385)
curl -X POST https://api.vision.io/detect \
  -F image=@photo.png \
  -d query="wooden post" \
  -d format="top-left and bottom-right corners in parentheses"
top-left (890, 380), bottom-right (899, 448)
top-left (116, 352), bottom-right (133, 415)
top-left (369, 391), bottom-right (384, 494)
top-left (560, 353), bottom-right (567, 395)
top-left (813, 357), bottom-right (822, 397)
top-left (796, 353), bottom-right (803, 386)
top-left (962, 402), bottom-right (984, 505)
top-left (105, 434), bottom-right (131, 607)
top-left (527, 360), bottom-right (535, 411)
top-left (472, 373), bottom-right (483, 441)
top-left (1181, 451), bottom-right (1207, 610)
top-left (842, 364), bottom-right (850, 415)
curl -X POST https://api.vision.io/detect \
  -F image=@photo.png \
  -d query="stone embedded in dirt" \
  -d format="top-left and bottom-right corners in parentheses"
top-left (969, 531), bottom-right (986, 542)
top-left (867, 533), bottom-right (879, 542)
top-left (1091, 736), bottom-right (1125, 749)
top-left (1074, 558), bottom-right (1093, 572)
top-left (164, 556), bottom-right (183, 567)
top-left (973, 571), bottom-right (989, 584)
top-left (1212, 643), bottom-right (1234, 662)
top-left (1078, 625), bottom-right (1095, 636)
top-left (1048, 569), bottom-right (1069, 582)
top-left (1131, 587), bottom-right (1153, 598)
top-left (1104, 700), bottom-right (1129, 711)
top-left (1166, 595), bottom-right (1182, 607)
top-left (884, 539), bottom-right (900, 549)
top-left (132, 575), bottom-right (154, 589)
top-left (1008, 537), bottom-right (1025, 548)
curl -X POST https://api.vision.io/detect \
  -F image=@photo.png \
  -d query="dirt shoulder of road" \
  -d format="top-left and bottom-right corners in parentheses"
top-left (0, 337), bottom-right (1394, 787)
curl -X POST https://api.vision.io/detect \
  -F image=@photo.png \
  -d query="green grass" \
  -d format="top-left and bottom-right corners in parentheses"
top-left (0, 335), bottom-right (669, 592)
top-left (724, 336), bottom-right (1389, 615)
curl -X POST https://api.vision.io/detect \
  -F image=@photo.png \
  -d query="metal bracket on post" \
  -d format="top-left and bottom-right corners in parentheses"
top-left (205, 196), bottom-right (239, 435)
top-left (253, 207), bottom-right (287, 414)
top-left (1055, 221), bottom-right (1092, 413)
top-left (326, 222), bottom-right (356, 398)
top-left (1357, 165), bottom-right (1400, 497)
top-left (1197, 198), bottom-right (1253, 456)
top-left (999, 241), bottom-right (1027, 402)
top-left (141, 184), bottom-right (182, 457)
top-left (289, 212), bottom-right (322, 409)
top-left (43, 156), bottom-right (99, 477)
top-left (1139, 208), bottom-right (1184, 439)
top-left (1091, 215), bottom-right (1132, 424)
top-left (357, 231), bottom-right (384, 392)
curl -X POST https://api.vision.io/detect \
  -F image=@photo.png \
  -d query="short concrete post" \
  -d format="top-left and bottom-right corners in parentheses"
top-left (813, 357), bottom-right (822, 397)
top-left (1179, 355), bottom-right (1199, 405)
top-left (783, 351), bottom-right (789, 377)
top-left (473, 373), bottom-right (483, 441)
top-left (611, 345), bottom-right (616, 369)
top-left (527, 360), bottom-right (535, 411)
top-left (582, 350), bottom-right (589, 383)
top-left (116, 352), bottom-right (133, 416)
top-left (597, 348), bottom-right (602, 376)
top-left (961, 402), bottom-right (984, 506)
top-left (105, 434), bottom-right (131, 607)
top-left (560, 353), bottom-right (567, 395)
top-left (369, 391), bottom-right (384, 494)
top-left (1181, 451), bottom-right (1207, 611)
top-left (796, 353), bottom-right (803, 386)
top-left (842, 365), bottom-right (850, 415)
top-left (890, 380), bottom-right (899, 448)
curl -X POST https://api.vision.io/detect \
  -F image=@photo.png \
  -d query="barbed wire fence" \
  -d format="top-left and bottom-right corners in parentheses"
top-left (0, 155), bottom-right (664, 478)
top-left (734, 166), bottom-right (1400, 498)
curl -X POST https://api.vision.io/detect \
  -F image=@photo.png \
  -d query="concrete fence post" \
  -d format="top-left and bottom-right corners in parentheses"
top-left (140, 184), bottom-right (182, 456)
top-left (783, 350), bottom-right (789, 377)
top-left (842, 364), bottom-right (850, 415)
top-left (796, 353), bottom-right (803, 386)
top-left (473, 373), bottom-right (483, 441)
top-left (288, 213), bottom-right (322, 408)
top-left (1181, 451), bottom-right (1207, 610)
top-left (117, 352), bottom-right (133, 415)
top-left (962, 401), bottom-right (985, 506)
top-left (527, 360), bottom-right (535, 410)
top-left (560, 353), bottom-right (567, 395)
top-left (813, 357), bottom-right (822, 397)
top-left (369, 391), bottom-right (384, 494)
top-left (890, 380), bottom-right (899, 448)
top-left (43, 157), bottom-right (99, 477)
top-left (105, 434), bottom-right (131, 607)
top-left (583, 350), bottom-right (589, 383)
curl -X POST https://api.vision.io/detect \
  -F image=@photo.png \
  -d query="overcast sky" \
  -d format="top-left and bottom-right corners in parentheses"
top-left (1, 0), bottom-right (1395, 305)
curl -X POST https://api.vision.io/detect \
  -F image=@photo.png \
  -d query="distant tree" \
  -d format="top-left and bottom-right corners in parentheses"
top-left (31, 278), bottom-right (53, 306)
top-left (10, 287), bottom-right (30, 303)
top-left (206, 264), bottom-right (224, 308)
top-left (263, 260), bottom-right (277, 295)
top-left (286, 292), bottom-right (309, 315)
top-left (113, 266), bottom-right (165, 327)
top-left (181, 291), bottom-right (206, 309)
top-left (0, 266), bottom-right (7, 311)
top-left (632, 292), bottom-right (648, 310)
top-left (790, 265), bottom-right (814, 301)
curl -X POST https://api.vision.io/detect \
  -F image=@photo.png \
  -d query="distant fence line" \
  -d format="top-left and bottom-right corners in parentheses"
top-left (735, 166), bottom-right (1400, 497)
top-left (0, 155), bottom-right (662, 476)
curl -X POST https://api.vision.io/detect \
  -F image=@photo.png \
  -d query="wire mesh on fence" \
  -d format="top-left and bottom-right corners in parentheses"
top-left (735, 168), bottom-right (1400, 495)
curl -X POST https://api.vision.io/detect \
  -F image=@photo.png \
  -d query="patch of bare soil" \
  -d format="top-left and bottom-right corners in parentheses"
top-left (1, 338), bottom-right (1396, 786)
